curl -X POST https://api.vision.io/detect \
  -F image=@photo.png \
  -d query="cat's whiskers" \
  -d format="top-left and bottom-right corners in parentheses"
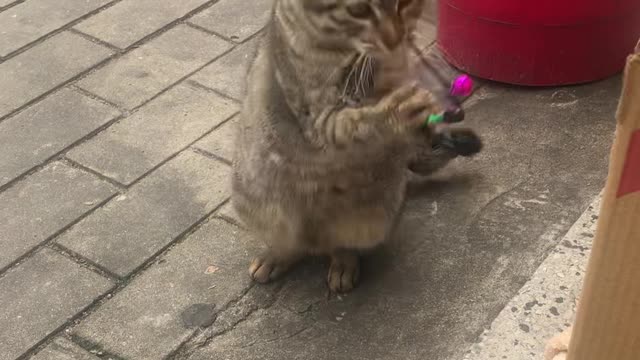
top-left (341, 52), bottom-right (366, 99)
top-left (357, 54), bottom-right (368, 96)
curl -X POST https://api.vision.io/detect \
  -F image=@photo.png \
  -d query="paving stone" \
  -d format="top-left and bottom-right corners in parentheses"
top-left (74, 0), bottom-right (209, 49)
top-left (463, 196), bottom-right (599, 360)
top-left (193, 116), bottom-right (237, 162)
top-left (68, 83), bottom-right (237, 184)
top-left (0, 0), bottom-right (17, 7)
top-left (189, 0), bottom-right (272, 42)
top-left (31, 337), bottom-right (99, 360)
top-left (189, 37), bottom-right (258, 100)
top-left (0, 88), bottom-right (119, 187)
top-left (0, 162), bottom-right (116, 271)
top-left (77, 25), bottom-right (232, 109)
top-left (0, 249), bottom-right (113, 360)
top-left (73, 218), bottom-right (260, 359)
top-left (0, 0), bottom-right (112, 57)
top-left (57, 151), bottom-right (231, 277)
top-left (0, 31), bottom-right (112, 118)
top-left (215, 201), bottom-right (242, 226)
top-left (189, 306), bottom-right (317, 360)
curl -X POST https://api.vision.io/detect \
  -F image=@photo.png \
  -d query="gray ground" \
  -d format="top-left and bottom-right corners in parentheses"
top-left (0, 1), bottom-right (619, 359)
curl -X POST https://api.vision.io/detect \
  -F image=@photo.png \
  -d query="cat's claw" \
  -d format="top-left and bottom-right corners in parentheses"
top-left (381, 84), bottom-right (441, 133)
top-left (327, 251), bottom-right (360, 293)
top-left (249, 253), bottom-right (293, 283)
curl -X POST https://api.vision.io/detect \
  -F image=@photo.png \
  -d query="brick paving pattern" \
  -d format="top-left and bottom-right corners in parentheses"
top-left (0, 1), bottom-right (270, 357)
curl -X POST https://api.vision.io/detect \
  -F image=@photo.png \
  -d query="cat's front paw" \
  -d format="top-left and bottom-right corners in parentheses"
top-left (379, 84), bottom-right (441, 134)
top-left (433, 128), bottom-right (483, 156)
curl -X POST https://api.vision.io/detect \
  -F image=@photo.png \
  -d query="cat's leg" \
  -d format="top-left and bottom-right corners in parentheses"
top-left (327, 249), bottom-right (361, 293)
top-left (409, 127), bottom-right (482, 176)
top-left (247, 214), bottom-right (305, 283)
top-left (313, 84), bottom-right (441, 146)
top-left (249, 246), bottom-right (304, 283)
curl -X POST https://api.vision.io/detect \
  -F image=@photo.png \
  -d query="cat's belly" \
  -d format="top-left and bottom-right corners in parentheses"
top-left (232, 141), bottom-right (409, 251)
top-left (235, 140), bottom-right (409, 200)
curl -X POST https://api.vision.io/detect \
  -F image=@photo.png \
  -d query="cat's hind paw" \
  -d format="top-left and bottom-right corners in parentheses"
top-left (327, 251), bottom-right (360, 293)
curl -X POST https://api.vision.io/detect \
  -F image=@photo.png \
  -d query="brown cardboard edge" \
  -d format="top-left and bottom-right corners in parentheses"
top-left (615, 53), bottom-right (640, 127)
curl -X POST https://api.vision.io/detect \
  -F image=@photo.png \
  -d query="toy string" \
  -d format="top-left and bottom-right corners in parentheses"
top-left (408, 38), bottom-right (451, 90)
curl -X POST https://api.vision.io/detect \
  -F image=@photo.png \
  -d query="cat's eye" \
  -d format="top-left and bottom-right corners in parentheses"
top-left (346, 3), bottom-right (373, 19)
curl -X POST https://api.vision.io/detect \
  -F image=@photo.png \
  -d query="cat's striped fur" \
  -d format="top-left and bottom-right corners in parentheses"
top-left (231, 0), bottom-right (481, 292)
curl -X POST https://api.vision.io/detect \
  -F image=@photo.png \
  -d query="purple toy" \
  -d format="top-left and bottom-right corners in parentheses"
top-left (426, 74), bottom-right (474, 126)
top-left (450, 74), bottom-right (473, 97)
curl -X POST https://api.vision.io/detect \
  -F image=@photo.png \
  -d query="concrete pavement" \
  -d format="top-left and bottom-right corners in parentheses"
top-left (0, 0), bottom-right (618, 359)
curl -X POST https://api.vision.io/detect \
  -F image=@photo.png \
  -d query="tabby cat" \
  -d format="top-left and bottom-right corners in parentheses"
top-left (231, 0), bottom-right (482, 293)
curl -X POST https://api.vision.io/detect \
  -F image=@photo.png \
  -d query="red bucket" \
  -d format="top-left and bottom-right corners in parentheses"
top-left (437, 0), bottom-right (640, 86)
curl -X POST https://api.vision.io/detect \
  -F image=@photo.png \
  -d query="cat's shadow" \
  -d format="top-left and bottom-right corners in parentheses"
top-left (406, 170), bottom-right (477, 198)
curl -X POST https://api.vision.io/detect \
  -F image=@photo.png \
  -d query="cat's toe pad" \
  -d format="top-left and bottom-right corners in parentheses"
top-left (249, 255), bottom-right (290, 283)
top-left (327, 253), bottom-right (360, 293)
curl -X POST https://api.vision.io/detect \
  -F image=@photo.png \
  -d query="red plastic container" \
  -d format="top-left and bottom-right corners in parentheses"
top-left (437, 0), bottom-right (640, 86)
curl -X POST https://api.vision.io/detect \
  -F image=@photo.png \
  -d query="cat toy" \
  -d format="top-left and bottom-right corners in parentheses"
top-left (408, 40), bottom-right (474, 128)
top-left (425, 74), bottom-right (473, 126)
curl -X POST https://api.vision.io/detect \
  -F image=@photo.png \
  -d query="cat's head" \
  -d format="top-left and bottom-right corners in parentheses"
top-left (294, 0), bottom-right (425, 55)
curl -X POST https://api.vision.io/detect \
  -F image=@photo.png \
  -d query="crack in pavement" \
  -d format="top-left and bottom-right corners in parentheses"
top-left (171, 282), bottom-right (285, 359)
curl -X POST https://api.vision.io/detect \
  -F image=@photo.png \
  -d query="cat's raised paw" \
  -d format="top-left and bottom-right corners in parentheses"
top-left (380, 84), bottom-right (442, 132)
top-left (433, 128), bottom-right (483, 156)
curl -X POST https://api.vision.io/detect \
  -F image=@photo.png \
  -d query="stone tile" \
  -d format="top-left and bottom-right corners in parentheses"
top-left (57, 151), bottom-right (231, 276)
top-left (68, 83), bottom-right (237, 184)
top-left (0, 249), bottom-right (113, 360)
top-left (73, 218), bottom-right (260, 359)
top-left (0, 162), bottom-right (116, 270)
top-left (189, 306), bottom-right (317, 360)
top-left (463, 196), bottom-right (599, 360)
top-left (193, 116), bottom-right (237, 162)
top-left (0, 31), bottom-right (112, 118)
top-left (215, 201), bottom-right (242, 226)
top-left (77, 25), bottom-right (232, 109)
top-left (31, 337), bottom-right (99, 360)
top-left (0, 0), bottom-right (112, 57)
top-left (189, 0), bottom-right (272, 42)
top-left (189, 37), bottom-right (259, 100)
top-left (74, 0), bottom-right (209, 49)
top-left (0, 88), bottom-right (119, 187)
top-left (0, 0), bottom-right (17, 7)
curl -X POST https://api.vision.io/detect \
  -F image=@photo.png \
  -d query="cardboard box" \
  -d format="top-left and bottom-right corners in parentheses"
top-left (546, 39), bottom-right (640, 360)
